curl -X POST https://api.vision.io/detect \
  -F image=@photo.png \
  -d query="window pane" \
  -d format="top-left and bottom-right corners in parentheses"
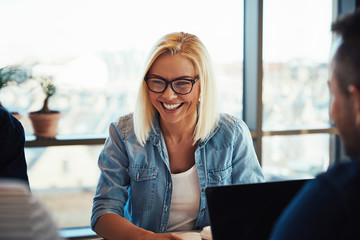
top-left (262, 134), bottom-right (330, 181)
top-left (0, 0), bottom-right (244, 137)
top-left (26, 145), bottom-right (101, 228)
top-left (262, 0), bottom-right (332, 130)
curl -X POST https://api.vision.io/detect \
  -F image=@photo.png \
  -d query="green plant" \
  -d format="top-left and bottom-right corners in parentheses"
top-left (0, 65), bottom-right (29, 109)
top-left (38, 75), bottom-right (56, 113)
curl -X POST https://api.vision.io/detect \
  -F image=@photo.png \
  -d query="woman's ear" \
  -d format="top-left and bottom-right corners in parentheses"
top-left (348, 85), bottom-right (360, 126)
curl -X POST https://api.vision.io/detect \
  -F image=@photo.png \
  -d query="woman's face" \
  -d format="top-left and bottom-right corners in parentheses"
top-left (147, 54), bottom-right (200, 126)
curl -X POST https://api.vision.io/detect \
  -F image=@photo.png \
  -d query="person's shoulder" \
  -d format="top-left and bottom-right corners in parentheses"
top-left (0, 179), bottom-right (63, 240)
top-left (111, 113), bottom-right (136, 141)
top-left (0, 107), bottom-right (10, 117)
top-left (218, 113), bottom-right (250, 134)
top-left (0, 107), bottom-right (12, 126)
top-left (321, 159), bottom-right (360, 186)
top-left (206, 113), bottom-right (250, 147)
top-left (0, 179), bottom-right (30, 195)
top-left (0, 107), bottom-right (24, 139)
top-left (117, 113), bottom-right (134, 126)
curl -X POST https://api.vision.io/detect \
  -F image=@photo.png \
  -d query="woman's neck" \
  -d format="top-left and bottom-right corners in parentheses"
top-left (160, 115), bottom-right (197, 144)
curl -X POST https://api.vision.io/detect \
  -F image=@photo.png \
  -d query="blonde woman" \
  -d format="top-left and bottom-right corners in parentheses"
top-left (91, 32), bottom-right (264, 240)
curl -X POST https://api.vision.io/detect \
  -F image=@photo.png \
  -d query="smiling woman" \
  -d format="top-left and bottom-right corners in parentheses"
top-left (91, 32), bottom-right (263, 240)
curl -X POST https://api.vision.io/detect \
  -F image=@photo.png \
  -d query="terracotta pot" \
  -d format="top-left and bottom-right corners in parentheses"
top-left (28, 111), bottom-right (61, 138)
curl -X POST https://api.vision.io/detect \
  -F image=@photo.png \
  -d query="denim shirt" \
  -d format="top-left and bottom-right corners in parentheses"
top-left (91, 113), bottom-right (264, 233)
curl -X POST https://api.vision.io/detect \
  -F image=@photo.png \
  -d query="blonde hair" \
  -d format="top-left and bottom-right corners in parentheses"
top-left (134, 32), bottom-right (219, 145)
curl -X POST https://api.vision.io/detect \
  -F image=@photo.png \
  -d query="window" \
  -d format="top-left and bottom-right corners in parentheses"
top-left (25, 146), bottom-right (101, 228)
top-left (261, 0), bottom-right (334, 181)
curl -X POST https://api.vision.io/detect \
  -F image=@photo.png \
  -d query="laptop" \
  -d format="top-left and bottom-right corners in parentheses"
top-left (205, 179), bottom-right (309, 240)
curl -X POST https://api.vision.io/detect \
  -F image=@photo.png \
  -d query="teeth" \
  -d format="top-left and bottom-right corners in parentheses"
top-left (163, 103), bottom-right (181, 110)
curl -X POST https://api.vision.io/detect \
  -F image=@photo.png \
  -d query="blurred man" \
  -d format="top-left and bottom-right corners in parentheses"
top-left (0, 107), bottom-right (29, 184)
top-left (271, 10), bottom-right (360, 240)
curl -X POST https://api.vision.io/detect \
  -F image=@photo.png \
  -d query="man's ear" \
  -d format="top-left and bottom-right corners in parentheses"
top-left (348, 85), bottom-right (360, 126)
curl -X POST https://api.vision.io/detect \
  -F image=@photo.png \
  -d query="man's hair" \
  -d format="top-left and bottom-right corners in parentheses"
top-left (331, 10), bottom-right (360, 96)
top-left (133, 32), bottom-right (219, 146)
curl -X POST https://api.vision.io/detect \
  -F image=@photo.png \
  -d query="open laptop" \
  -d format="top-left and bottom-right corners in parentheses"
top-left (205, 179), bottom-right (309, 240)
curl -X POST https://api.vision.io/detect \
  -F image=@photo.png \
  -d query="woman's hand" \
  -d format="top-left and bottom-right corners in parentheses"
top-left (94, 214), bottom-right (184, 240)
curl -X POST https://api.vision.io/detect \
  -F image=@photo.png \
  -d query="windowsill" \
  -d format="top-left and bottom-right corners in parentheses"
top-left (59, 227), bottom-right (101, 239)
top-left (25, 134), bottom-right (106, 147)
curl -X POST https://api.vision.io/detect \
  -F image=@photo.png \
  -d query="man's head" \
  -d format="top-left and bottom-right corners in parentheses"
top-left (330, 10), bottom-right (360, 157)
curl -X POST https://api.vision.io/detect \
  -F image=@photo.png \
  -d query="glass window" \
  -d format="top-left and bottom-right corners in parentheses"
top-left (262, 134), bottom-right (330, 181)
top-left (262, 0), bottom-right (333, 180)
top-left (26, 145), bottom-right (102, 228)
top-left (262, 0), bottom-right (332, 131)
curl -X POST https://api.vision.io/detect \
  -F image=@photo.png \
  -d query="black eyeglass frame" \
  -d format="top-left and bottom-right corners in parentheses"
top-left (144, 76), bottom-right (199, 95)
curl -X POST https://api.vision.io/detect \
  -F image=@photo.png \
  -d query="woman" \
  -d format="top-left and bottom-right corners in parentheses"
top-left (91, 32), bottom-right (264, 240)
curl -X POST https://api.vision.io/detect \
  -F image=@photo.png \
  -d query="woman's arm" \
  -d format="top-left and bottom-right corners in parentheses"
top-left (94, 213), bottom-right (183, 240)
top-left (232, 119), bottom-right (264, 183)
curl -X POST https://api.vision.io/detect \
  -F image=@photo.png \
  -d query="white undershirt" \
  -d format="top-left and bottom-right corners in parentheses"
top-left (167, 165), bottom-right (201, 232)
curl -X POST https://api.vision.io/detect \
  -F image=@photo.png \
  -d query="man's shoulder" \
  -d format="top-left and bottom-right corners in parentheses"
top-left (0, 108), bottom-right (24, 144)
top-left (320, 159), bottom-right (360, 187)
top-left (0, 107), bottom-right (12, 126)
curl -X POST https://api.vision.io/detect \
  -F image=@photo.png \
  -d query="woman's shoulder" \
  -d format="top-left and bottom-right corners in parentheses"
top-left (218, 113), bottom-right (250, 133)
top-left (117, 113), bottom-right (134, 125)
top-left (111, 113), bottom-right (136, 141)
top-left (205, 113), bottom-right (251, 147)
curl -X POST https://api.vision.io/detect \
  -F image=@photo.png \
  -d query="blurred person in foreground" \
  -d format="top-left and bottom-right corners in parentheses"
top-left (91, 32), bottom-right (264, 240)
top-left (0, 107), bottom-right (29, 185)
top-left (271, 10), bottom-right (360, 240)
top-left (0, 179), bottom-right (63, 240)
top-left (0, 107), bottom-right (61, 239)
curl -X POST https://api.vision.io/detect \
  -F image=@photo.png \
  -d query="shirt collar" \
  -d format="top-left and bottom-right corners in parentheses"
top-left (147, 112), bottom-right (220, 148)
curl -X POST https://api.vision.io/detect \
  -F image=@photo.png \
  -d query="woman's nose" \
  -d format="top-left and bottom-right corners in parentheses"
top-left (161, 85), bottom-right (177, 99)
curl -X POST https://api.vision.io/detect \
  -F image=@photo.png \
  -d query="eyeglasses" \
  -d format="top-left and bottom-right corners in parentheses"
top-left (144, 76), bottom-right (199, 95)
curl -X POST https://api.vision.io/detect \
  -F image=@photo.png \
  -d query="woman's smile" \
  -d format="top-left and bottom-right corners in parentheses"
top-left (161, 102), bottom-right (184, 111)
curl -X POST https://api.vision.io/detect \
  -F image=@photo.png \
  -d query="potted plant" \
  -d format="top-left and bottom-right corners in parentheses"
top-left (28, 75), bottom-right (61, 139)
top-left (0, 65), bottom-right (29, 119)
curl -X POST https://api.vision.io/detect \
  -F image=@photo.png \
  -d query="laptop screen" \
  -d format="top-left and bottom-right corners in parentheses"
top-left (205, 179), bottom-right (309, 240)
